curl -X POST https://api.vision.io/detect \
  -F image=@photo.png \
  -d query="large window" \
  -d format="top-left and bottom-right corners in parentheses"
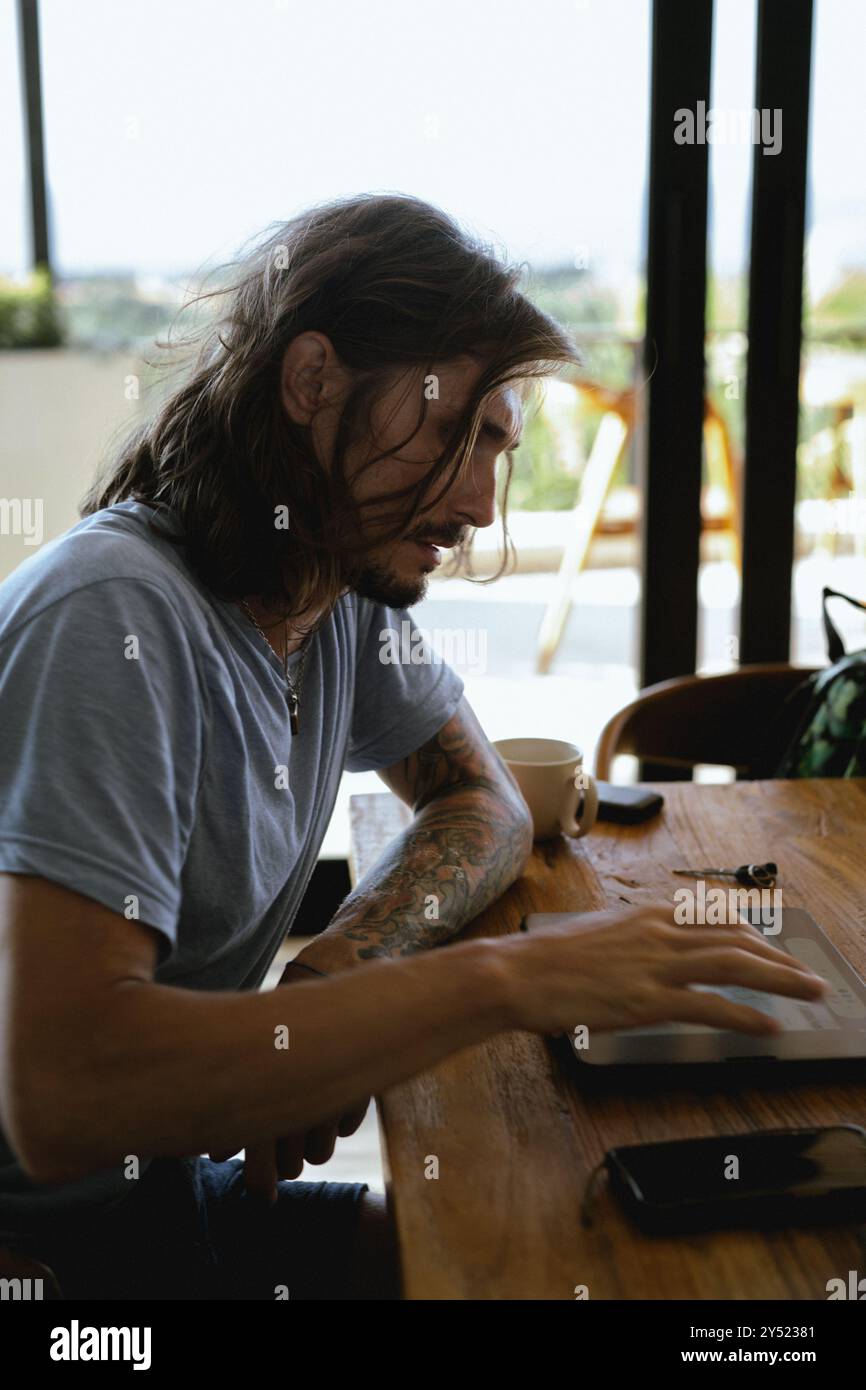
top-left (16, 0), bottom-right (654, 770)
top-left (699, 0), bottom-right (756, 674)
top-left (793, 0), bottom-right (866, 663)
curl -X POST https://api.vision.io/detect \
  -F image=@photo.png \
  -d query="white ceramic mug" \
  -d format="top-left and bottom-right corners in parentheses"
top-left (493, 737), bottom-right (599, 841)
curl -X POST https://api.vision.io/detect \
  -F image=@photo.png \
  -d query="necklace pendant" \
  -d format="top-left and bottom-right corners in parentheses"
top-left (287, 689), bottom-right (300, 736)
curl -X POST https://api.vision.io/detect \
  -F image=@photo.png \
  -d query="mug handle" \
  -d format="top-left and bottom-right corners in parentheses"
top-left (558, 768), bottom-right (599, 839)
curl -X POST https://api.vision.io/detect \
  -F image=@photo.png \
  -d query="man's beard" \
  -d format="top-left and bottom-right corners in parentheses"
top-left (342, 521), bottom-right (466, 610)
top-left (348, 558), bottom-right (429, 610)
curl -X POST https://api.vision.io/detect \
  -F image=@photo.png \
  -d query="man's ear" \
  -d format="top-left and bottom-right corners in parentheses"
top-left (280, 331), bottom-right (335, 425)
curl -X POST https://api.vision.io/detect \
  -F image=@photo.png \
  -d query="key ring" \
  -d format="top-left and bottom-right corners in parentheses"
top-left (672, 861), bottom-right (778, 888)
top-left (741, 862), bottom-right (777, 889)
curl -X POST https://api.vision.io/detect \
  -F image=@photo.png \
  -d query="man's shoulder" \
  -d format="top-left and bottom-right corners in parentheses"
top-left (0, 502), bottom-right (202, 642)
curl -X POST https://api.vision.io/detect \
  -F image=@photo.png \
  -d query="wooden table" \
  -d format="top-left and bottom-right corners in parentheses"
top-left (349, 778), bottom-right (866, 1300)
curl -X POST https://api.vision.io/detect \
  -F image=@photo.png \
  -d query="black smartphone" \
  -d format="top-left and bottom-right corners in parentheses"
top-left (606, 1125), bottom-right (866, 1233)
top-left (596, 781), bottom-right (664, 824)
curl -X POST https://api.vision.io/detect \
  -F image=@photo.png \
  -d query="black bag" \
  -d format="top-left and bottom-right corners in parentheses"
top-left (776, 587), bottom-right (866, 778)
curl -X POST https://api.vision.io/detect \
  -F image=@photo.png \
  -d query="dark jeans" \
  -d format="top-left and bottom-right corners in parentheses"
top-left (31, 1156), bottom-right (369, 1301)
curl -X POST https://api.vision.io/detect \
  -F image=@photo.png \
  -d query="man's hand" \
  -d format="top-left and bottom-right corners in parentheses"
top-left (239, 1095), bottom-right (370, 1204)
top-left (209, 952), bottom-right (370, 1202)
top-left (497, 906), bottom-right (828, 1036)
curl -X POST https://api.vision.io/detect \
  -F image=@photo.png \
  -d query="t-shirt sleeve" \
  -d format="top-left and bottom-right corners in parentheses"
top-left (0, 578), bottom-right (207, 961)
top-left (346, 604), bottom-right (465, 773)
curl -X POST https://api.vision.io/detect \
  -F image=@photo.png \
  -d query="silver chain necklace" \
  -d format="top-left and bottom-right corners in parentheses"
top-left (239, 600), bottom-right (314, 735)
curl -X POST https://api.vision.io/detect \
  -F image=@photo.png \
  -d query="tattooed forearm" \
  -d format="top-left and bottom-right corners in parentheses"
top-left (329, 789), bottom-right (531, 960)
top-left (312, 700), bottom-right (534, 965)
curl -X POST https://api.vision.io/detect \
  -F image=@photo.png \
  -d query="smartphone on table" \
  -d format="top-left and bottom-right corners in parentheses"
top-left (606, 1125), bottom-right (866, 1233)
top-left (596, 781), bottom-right (664, 824)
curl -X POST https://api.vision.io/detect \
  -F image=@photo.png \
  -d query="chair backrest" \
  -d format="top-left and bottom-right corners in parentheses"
top-left (595, 664), bottom-right (820, 781)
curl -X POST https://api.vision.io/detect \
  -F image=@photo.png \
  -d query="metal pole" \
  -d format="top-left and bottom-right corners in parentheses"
top-left (17, 0), bottom-right (51, 275)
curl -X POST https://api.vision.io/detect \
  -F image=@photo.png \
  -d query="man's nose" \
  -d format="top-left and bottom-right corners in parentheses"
top-left (448, 456), bottom-right (498, 531)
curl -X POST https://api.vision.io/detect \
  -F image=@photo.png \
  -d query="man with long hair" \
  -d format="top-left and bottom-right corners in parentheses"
top-left (0, 195), bottom-right (824, 1300)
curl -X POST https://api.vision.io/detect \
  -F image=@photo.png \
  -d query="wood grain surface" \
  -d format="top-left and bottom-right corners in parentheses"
top-left (349, 780), bottom-right (866, 1300)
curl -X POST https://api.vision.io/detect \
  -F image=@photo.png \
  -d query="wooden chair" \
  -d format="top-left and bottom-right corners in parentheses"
top-left (536, 381), bottom-right (742, 675)
top-left (595, 664), bottom-right (820, 781)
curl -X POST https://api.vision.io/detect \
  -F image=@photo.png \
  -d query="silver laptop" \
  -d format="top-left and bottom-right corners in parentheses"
top-left (526, 908), bottom-right (866, 1067)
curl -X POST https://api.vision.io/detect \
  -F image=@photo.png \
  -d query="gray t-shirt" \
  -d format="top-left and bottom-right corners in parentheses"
top-left (0, 499), bottom-right (463, 1234)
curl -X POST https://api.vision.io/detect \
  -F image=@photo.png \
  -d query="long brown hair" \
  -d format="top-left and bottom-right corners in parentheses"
top-left (82, 193), bottom-right (580, 617)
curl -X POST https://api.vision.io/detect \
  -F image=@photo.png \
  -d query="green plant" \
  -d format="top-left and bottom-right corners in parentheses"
top-left (0, 266), bottom-right (64, 348)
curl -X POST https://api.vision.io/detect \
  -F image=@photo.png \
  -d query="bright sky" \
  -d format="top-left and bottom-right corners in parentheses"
top-left (0, 0), bottom-right (863, 287)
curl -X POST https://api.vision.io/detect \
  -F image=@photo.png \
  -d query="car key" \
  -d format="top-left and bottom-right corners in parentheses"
top-left (671, 861), bottom-right (778, 888)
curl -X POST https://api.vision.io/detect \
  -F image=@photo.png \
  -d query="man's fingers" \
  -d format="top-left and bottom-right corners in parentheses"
top-left (337, 1098), bottom-right (370, 1138)
top-left (667, 949), bottom-right (827, 999)
top-left (664, 925), bottom-right (815, 969)
top-left (243, 1142), bottom-right (278, 1203)
top-left (303, 1124), bottom-right (339, 1165)
top-left (273, 1109), bottom-right (368, 1173)
top-left (660, 989), bottom-right (781, 1036)
top-left (275, 1134), bottom-right (306, 1179)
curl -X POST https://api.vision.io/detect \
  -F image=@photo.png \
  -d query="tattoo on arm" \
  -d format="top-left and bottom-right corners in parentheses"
top-left (328, 704), bottom-right (533, 961)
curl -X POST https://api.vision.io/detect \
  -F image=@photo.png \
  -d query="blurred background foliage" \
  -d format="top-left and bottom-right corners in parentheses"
top-left (0, 266), bottom-right (64, 347)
